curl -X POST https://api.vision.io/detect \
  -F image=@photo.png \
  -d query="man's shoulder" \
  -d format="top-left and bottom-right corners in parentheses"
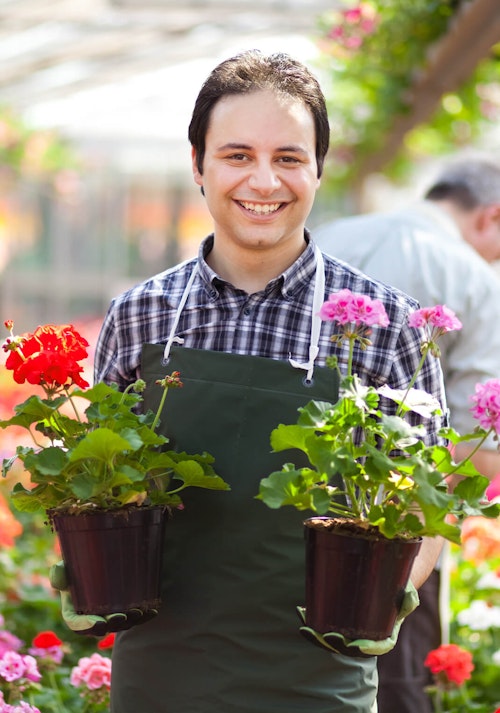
top-left (314, 210), bottom-right (399, 240)
top-left (110, 258), bottom-right (197, 308)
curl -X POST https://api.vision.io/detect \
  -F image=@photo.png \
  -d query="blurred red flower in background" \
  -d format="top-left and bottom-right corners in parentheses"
top-left (424, 643), bottom-right (474, 686)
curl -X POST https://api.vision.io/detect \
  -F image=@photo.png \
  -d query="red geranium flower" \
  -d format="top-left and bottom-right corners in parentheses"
top-left (97, 633), bottom-right (115, 650)
top-left (3, 323), bottom-right (89, 391)
top-left (424, 643), bottom-right (474, 686)
top-left (32, 631), bottom-right (63, 648)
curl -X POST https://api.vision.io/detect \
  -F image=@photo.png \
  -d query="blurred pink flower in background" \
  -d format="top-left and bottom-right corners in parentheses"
top-left (486, 472), bottom-right (500, 502)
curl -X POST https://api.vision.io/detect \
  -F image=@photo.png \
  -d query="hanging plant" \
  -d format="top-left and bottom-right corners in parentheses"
top-left (315, 1), bottom-right (500, 194)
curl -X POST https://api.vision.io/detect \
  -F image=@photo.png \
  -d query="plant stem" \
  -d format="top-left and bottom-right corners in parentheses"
top-left (66, 388), bottom-right (83, 422)
top-left (395, 346), bottom-right (429, 417)
top-left (347, 334), bottom-right (355, 377)
top-left (444, 429), bottom-right (492, 478)
top-left (150, 385), bottom-right (170, 433)
top-left (342, 474), bottom-right (362, 519)
top-left (47, 668), bottom-right (66, 713)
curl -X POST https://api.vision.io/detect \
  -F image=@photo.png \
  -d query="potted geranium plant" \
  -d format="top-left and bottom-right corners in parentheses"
top-left (257, 291), bottom-right (500, 644)
top-left (0, 320), bottom-right (230, 622)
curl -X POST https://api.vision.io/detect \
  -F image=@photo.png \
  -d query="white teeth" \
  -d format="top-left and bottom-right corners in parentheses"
top-left (240, 201), bottom-right (281, 214)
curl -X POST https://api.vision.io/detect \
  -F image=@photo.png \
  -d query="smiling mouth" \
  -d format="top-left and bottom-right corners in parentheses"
top-left (238, 201), bottom-right (282, 215)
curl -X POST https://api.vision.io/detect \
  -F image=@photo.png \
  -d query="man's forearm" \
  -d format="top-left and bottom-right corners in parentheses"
top-left (410, 536), bottom-right (444, 589)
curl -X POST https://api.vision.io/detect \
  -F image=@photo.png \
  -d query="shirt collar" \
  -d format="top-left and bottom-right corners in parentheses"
top-left (196, 231), bottom-right (317, 298)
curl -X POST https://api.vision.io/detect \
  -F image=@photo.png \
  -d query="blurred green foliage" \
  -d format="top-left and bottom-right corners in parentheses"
top-left (447, 520), bottom-right (500, 709)
top-left (0, 106), bottom-right (79, 182)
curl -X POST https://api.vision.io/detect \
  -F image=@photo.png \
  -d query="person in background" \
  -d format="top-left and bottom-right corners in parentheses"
top-left (53, 50), bottom-right (446, 713)
top-left (314, 154), bottom-right (500, 713)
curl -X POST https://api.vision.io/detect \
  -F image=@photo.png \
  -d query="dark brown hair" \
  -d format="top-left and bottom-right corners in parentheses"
top-left (188, 50), bottom-right (330, 178)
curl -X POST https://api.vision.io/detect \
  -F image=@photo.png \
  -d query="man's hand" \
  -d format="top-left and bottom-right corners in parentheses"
top-left (297, 581), bottom-right (419, 657)
top-left (50, 562), bottom-right (158, 636)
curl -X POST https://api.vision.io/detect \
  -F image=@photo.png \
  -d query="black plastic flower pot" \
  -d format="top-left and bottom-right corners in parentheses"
top-left (304, 516), bottom-right (422, 640)
top-left (51, 505), bottom-right (168, 617)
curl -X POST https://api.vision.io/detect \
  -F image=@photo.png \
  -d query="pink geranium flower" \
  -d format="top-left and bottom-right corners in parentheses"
top-left (407, 304), bottom-right (462, 359)
top-left (470, 379), bottom-right (500, 434)
top-left (20, 656), bottom-right (41, 683)
top-left (0, 699), bottom-right (41, 713)
top-left (408, 304), bottom-right (462, 332)
top-left (319, 289), bottom-right (389, 327)
top-left (486, 472), bottom-right (500, 502)
top-left (70, 652), bottom-right (111, 691)
top-left (319, 289), bottom-right (389, 376)
top-left (326, 2), bottom-right (378, 53)
top-left (0, 651), bottom-right (25, 682)
top-left (0, 651), bottom-right (41, 684)
top-left (0, 631), bottom-right (23, 658)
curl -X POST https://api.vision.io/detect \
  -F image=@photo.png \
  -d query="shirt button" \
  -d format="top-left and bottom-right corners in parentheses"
top-left (243, 307), bottom-right (251, 316)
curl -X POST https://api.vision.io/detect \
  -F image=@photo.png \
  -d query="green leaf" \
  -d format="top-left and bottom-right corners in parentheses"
top-left (68, 428), bottom-right (136, 464)
top-left (0, 395), bottom-right (63, 430)
top-left (270, 423), bottom-right (313, 453)
top-left (379, 413), bottom-right (425, 445)
top-left (10, 482), bottom-right (61, 513)
top-left (117, 427), bottom-right (144, 451)
top-left (170, 460), bottom-right (231, 491)
top-left (70, 473), bottom-right (98, 501)
top-left (23, 447), bottom-right (68, 476)
top-left (257, 467), bottom-right (329, 512)
top-left (113, 465), bottom-right (146, 485)
top-left (297, 400), bottom-right (336, 428)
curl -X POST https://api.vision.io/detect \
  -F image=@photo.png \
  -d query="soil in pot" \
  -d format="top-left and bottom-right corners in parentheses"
top-left (304, 516), bottom-right (422, 640)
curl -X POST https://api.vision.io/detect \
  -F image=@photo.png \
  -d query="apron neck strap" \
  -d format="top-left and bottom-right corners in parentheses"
top-left (163, 264), bottom-right (198, 362)
top-left (163, 245), bottom-right (326, 381)
top-left (288, 244), bottom-right (325, 383)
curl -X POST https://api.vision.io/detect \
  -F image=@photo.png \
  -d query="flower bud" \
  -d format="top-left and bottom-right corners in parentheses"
top-left (132, 379), bottom-right (146, 393)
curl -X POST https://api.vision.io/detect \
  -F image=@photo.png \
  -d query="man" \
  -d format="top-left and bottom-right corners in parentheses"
top-left (58, 50), bottom-right (445, 712)
top-left (314, 154), bottom-right (500, 713)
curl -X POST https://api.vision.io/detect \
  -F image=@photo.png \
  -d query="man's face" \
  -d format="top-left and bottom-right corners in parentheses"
top-left (192, 89), bottom-right (321, 258)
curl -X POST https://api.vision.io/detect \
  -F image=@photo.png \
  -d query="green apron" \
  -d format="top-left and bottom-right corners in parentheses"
top-left (110, 250), bottom-right (377, 712)
top-left (109, 345), bottom-right (377, 713)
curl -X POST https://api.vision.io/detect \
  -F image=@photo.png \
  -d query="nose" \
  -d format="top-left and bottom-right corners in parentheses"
top-left (247, 160), bottom-right (281, 195)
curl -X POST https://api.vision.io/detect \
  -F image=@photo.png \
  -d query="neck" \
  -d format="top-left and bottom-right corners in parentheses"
top-left (429, 199), bottom-right (468, 235)
top-left (206, 236), bottom-right (308, 294)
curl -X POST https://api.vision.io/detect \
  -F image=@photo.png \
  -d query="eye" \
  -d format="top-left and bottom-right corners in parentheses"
top-left (278, 155), bottom-right (301, 164)
top-left (227, 153), bottom-right (250, 161)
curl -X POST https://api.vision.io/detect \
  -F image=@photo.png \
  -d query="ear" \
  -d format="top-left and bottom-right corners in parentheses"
top-left (476, 204), bottom-right (500, 231)
top-left (191, 147), bottom-right (203, 187)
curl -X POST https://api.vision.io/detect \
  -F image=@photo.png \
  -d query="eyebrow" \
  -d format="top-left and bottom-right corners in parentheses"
top-left (216, 142), bottom-right (309, 155)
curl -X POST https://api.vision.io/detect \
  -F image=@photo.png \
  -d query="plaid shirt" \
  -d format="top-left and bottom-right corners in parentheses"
top-left (95, 233), bottom-right (447, 444)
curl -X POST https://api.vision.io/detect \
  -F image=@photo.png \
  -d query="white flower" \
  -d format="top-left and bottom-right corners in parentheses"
top-left (477, 571), bottom-right (500, 590)
top-left (457, 599), bottom-right (500, 630)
